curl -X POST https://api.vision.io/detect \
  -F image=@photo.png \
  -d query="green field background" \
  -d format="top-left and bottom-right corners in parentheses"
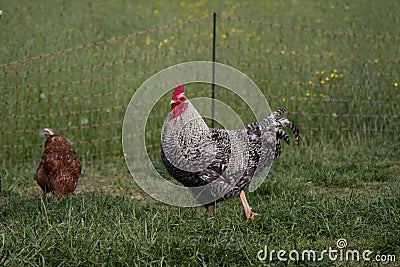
top-left (1, 0), bottom-right (398, 165)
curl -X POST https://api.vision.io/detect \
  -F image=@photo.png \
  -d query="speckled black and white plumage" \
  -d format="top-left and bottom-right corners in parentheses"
top-left (161, 88), bottom-right (300, 217)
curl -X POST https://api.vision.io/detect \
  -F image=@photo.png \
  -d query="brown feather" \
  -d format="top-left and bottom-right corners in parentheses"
top-left (36, 131), bottom-right (82, 198)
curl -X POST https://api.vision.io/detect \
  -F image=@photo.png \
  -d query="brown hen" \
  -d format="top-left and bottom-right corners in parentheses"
top-left (36, 128), bottom-right (82, 199)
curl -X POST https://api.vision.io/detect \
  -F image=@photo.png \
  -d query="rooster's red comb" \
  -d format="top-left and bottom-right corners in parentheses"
top-left (172, 85), bottom-right (185, 99)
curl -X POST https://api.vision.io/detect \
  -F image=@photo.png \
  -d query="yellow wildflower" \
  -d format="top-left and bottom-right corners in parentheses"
top-left (246, 34), bottom-right (252, 42)
top-left (393, 82), bottom-right (399, 87)
top-left (145, 37), bottom-right (152, 46)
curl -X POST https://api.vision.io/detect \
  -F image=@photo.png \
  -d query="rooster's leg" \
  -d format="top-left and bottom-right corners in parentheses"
top-left (207, 204), bottom-right (215, 218)
top-left (239, 191), bottom-right (260, 220)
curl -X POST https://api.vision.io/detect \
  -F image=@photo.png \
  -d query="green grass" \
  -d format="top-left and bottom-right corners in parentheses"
top-left (1, 0), bottom-right (400, 266)
top-left (2, 193), bottom-right (398, 266)
top-left (1, 138), bottom-right (400, 266)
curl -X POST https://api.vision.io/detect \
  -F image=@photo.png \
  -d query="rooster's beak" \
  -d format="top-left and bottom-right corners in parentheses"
top-left (170, 100), bottom-right (177, 104)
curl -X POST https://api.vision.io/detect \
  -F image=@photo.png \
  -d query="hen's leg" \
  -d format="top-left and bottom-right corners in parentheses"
top-left (239, 191), bottom-right (260, 220)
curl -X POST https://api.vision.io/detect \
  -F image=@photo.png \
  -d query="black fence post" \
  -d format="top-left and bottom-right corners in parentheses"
top-left (211, 12), bottom-right (216, 128)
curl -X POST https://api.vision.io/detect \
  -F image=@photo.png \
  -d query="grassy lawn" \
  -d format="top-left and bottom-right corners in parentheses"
top-left (1, 0), bottom-right (400, 266)
top-left (1, 140), bottom-right (399, 266)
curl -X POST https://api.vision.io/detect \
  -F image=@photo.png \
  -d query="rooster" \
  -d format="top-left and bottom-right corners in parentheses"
top-left (36, 128), bottom-right (82, 199)
top-left (161, 85), bottom-right (300, 219)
